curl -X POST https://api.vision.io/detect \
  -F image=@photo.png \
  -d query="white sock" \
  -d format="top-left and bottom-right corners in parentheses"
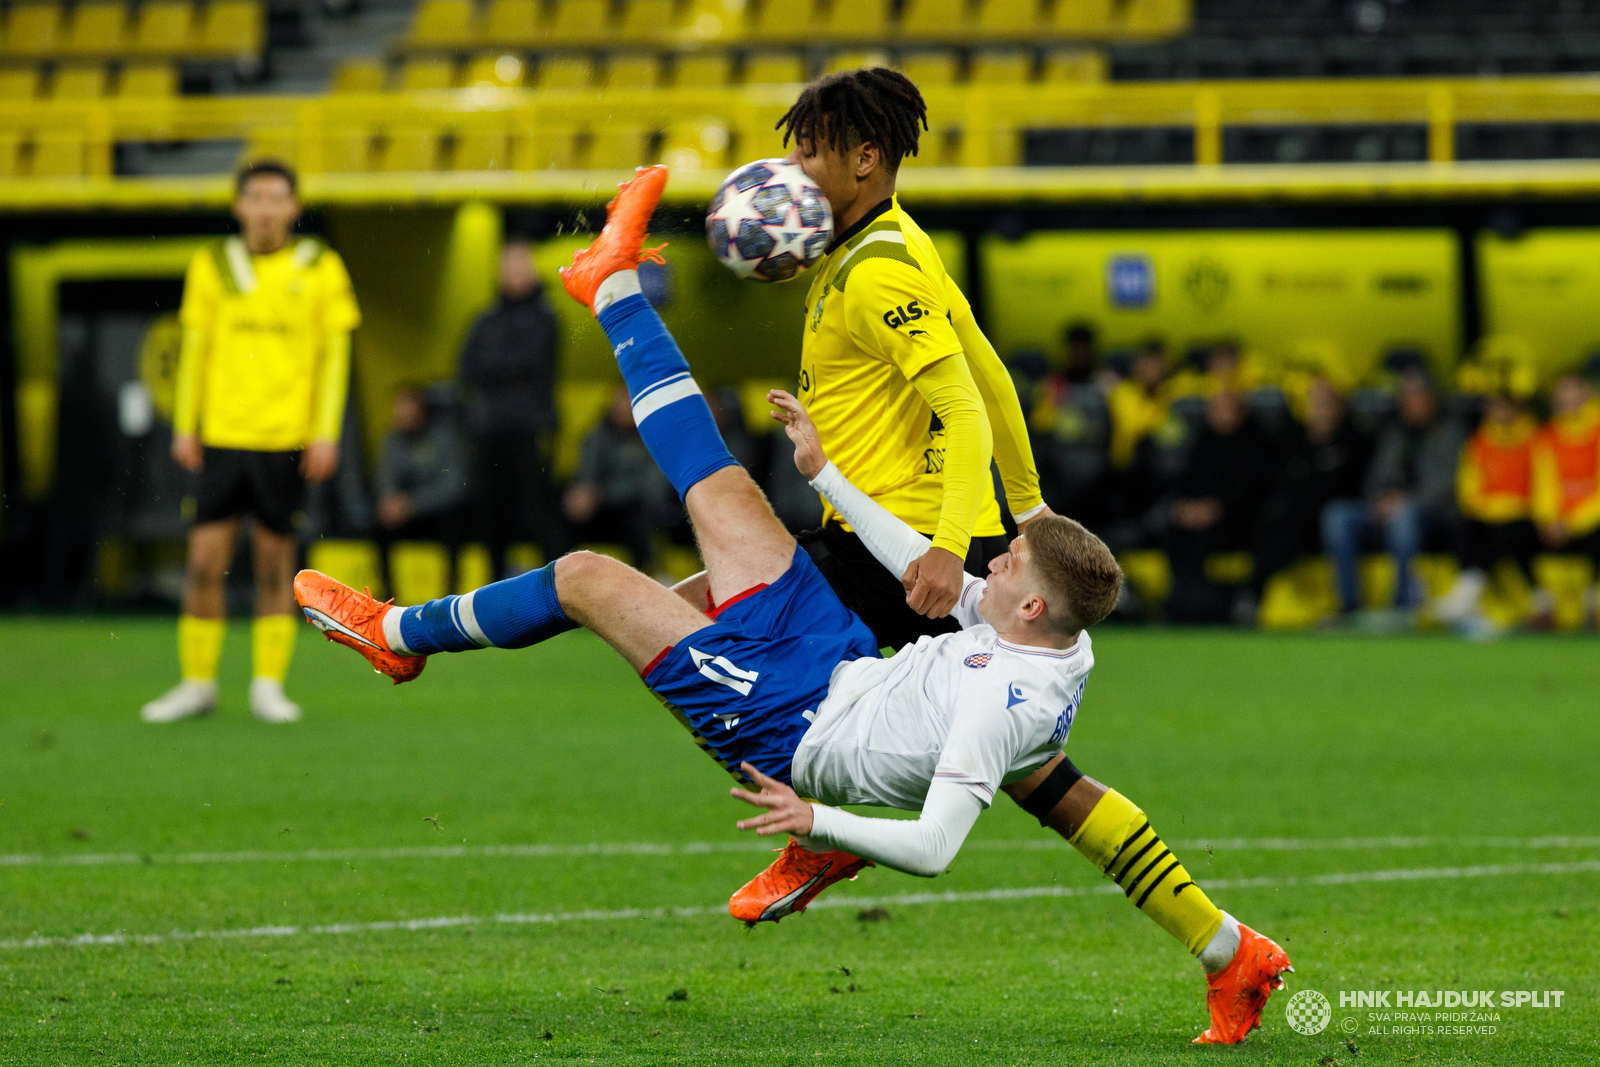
top-left (790, 833), bottom-right (830, 854)
top-left (593, 269), bottom-right (641, 315)
top-left (1198, 911), bottom-right (1242, 974)
top-left (382, 606), bottom-right (414, 656)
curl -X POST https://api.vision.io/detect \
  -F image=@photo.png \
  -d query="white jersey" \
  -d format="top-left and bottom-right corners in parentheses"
top-left (791, 576), bottom-right (1093, 811)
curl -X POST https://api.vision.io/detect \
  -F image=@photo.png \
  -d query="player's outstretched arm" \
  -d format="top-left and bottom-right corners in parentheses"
top-left (731, 762), bottom-right (982, 878)
top-left (953, 313), bottom-right (1054, 529)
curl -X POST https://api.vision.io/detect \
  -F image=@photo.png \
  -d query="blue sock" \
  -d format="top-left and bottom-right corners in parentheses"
top-left (597, 293), bottom-right (738, 499)
top-left (396, 562), bottom-right (576, 654)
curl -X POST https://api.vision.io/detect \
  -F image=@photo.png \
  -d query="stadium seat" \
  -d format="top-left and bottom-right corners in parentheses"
top-left (199, 0), bottom-right (263, 57)
top-left (672, 50), bottom-right (732, 87)
top-left (463, 52), bottom-right (526, 87)
top-left (516, 122), bottom-right (580, 168)
top-left (1117, 549), bottom-right (1172, 605)
top-left (381, 126), bottom-right (442, 171)
top-left (1119, 0), bottom-right (1189, 37)
top-left (827, 49), bottom-right (891, 74)
top-left (132, 1), bottom-right (195, 56)
top-left (409, 0), bottom-right (476, 48)
top-left (537, 54), bottom-right (592, 88)
top-left (900, 49), bottom-right (960, 87)
top-left (29, 128), bottom-right (87, 176)
top-left (604, 53), bottom-right (658, 90)
top-left (751, 0), bottom-right (816, 43)
top-left (454, 127), bottom-right (512, 168)
top-left (318, 128), bottom-right (373, 171)
top-left (389, 542), bottom-right (452, 605)
top-left (545, 0), bottom-right (610, 46)
top-left (330, 57), bottom-right (386, 92)
top-left (482, 0), bottom-right (540, 46)
top-left (64, 2), bottom-right (128, 56)
top-left (117, 61), bottom-right (176, 96)
top-left (455, 543), bottom-right (493, 593)
top-left (0, 66), bottom-right (41, 99)
top-left (734, 111), bottom-right (787, 157)
top-left (306, 540), bottom-right (384, 600)
top-left (970, 48), bottom-right (1031, 84)
top-left (976, 0), bottom-right (1039, 36)
top-left (818, 0), bottom-right (889, 41)
top-left (898, 0), bottom-right (966, 40)
top-left (584, 120), bottom-right (650, 168)
top-left (4, 4), bottom-right (64, 57)
top-left (50, 63), bottom-right (108, 98)
top-left (0, 130), bottom-right (21, 176)
top-left (1052, 0), bottom-right (1112, 35)
top-left (1042, 47), bottom-right (1107, 82)
top-left (677, 0), bottom-right (743, 43)
top-left (659, 117), bottom-right (731, 172)
top-left (398, 57), bottom-right (457, 90)
top-left (617, 0), bottom-right (673, 45)
top-left (742, 50), bottom-right (805, 84)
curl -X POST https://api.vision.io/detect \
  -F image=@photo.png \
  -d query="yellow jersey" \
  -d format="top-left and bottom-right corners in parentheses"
top-left (799, 197), bottom-right (1006, 545)
top-left (175, 237), bottom-right (361, 451)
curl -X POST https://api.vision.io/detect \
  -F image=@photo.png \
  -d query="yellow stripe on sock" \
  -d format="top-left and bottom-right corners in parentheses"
top-left (251, 614), bottom-right (298, 682)
top-left (178, 615), bottom-right (226, 682)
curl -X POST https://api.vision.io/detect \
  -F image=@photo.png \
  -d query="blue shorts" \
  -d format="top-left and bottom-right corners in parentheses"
top-left (643, 545), bottom-right (880, 785)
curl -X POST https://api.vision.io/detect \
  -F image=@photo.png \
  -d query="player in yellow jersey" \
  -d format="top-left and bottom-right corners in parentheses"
top-left (141, 161), bottom-right (362, 724)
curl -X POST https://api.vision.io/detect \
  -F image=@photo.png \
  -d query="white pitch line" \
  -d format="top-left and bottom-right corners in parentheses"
top-left (4, 834), bottom-right (1598, 871)
top-left (3, 859), bottom-right (1597, 953)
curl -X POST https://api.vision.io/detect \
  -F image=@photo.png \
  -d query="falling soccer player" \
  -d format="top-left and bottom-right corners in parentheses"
top-left (295, 166), bottom-right (1293, 1045)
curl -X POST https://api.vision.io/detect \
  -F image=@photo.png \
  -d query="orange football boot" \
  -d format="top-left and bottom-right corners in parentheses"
top-left (728, 840), bottom-right (873, 925)
top-left (558, 164), bottom-right (669, 313)
top-left (294, 569), bottom-right (426, 684)
top-left (1193, 923), bottom-right (1294, 1044)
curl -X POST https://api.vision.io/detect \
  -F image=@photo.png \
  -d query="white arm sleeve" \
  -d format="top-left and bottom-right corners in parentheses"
top-left (803, 779), bottom-right (983, 878)
top-left (810, 461), bottom-right (989, 630)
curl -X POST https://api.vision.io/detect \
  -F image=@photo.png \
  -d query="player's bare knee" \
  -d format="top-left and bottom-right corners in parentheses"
top-left (553, 550), bottom-right (622, 603)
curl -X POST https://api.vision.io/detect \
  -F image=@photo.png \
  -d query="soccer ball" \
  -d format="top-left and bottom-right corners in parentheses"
top-left (706, 159), bottom-right (833, 283)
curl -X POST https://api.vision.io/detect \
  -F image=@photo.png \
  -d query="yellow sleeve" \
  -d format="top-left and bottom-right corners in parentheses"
top-left (178, 249), bottom-right (219, 334)
top-left (1530, 434), bottom-right (1561, 526)
top-left (910, 356), bottom-right (993, 558)
top-left (316, 250), bottom-right (362, 333)
top-left (311, 332), bottom-right (351, 443)
top-left (1457, 438), bottom-right (1484, 519)
top-left (951, 306), bottom-right (1045, 520)
top-left (171, 327), bottom-right (207, 438)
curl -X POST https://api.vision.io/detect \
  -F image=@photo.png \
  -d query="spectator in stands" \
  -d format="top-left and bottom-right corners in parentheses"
top-left (458, 236), bottom-right (567, 578)
top-left (1033, 323), bottom-right (1110, 528)
top-left (1107, 338), bottom-right (1170, 471)
top-left (376, 386), bottom-right (468, 588)
top-left (562, 386), bottom-right (675, 574)
top-left (1164, 386), bottom-right (1269, 623)
top-left (1322, 368), bottom-right (1461, 616)
top-left (1432, 392), bottom-right (1543, 630)
top-left (1532, 371), bottom-right (1600, 566)
top-left (1252, 376), bottom-right (1369, 602)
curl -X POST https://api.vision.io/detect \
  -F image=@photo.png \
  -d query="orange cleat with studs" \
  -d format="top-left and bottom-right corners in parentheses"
top-left (1194, 923), bottom-right (1294, 1044)
top-left (294, 569), bottom-right (426, 684)
top-left (558, 164), bottom-right (670, 313)
top-left (728, 839), bottom-right (873, 925)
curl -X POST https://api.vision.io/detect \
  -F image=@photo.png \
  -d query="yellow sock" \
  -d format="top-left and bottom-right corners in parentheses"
top-left (251, 614), bottom-right (297, 682)
top-left (1070, 788), bottom-right (1223, 957)
top-left (178, 615), bottom-right (226, 683)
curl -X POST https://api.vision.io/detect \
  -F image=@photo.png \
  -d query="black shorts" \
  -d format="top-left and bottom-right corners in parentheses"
top-left (798, 523), bottom-right (1010, 652)
top-left (191, 447), bottom-right (305, 534)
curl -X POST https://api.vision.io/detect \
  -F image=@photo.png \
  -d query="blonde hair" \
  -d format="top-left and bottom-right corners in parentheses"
top-left (1023, 516), bottom-right (1122, 634)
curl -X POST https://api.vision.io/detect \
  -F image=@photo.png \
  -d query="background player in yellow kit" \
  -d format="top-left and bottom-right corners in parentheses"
top-left (141, 161), bottom-right (361, 724)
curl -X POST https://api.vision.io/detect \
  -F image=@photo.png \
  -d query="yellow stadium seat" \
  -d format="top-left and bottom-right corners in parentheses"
top-left (899, 49), bottom-right (959, 87)
top-left (584, 120), bottom-right (650, 169)
top-left (132, 1), bottom-right (196, 56)
top-left (817, 0), bottom-right (888, 40)
top-left (330, 57), bottom-right (385, 92)
top-left (65, 2), bottom-right (128, 56)
top-left (734, 111), bottom-right (786, 158)
top-left (454, 128), bottom-right (512, 168)
top-left (742, 50), bottom-right (804, 84)
top-left (1042, 47), bottom-right (1106, 82)
top-left (389, 542), bottom-right (452, 605)
top-left (482, 0), bottom-right (540, 46)
top-left (659, 117), bottom-right (730, 173)
top-left (50, 63), bottom-right (108, 98)
top-left (969, 48), bottom-right (1031, 84)
top-left (1120, 0), bottom-right (1190, 36)
top-left (30, 128), bottom-right (87, 176)
top-left (617, 0), bottom-right (672, 44)
top-left (200, 0), bottom-right (263, 56)
top-left (462, 51), bottom-right (526, 86)
top-left (1053, 0), bottom-right (1112, 35)
top-left (307, 540), bottom-right (384, 599)
top-left (672, 50), bottom-right (731, 86)
top-left (976, 0), bottom-right (1037, 35)
top-left (750, 0), bottom-right (815, 43)
top-left (604, 53), bottom-right (657, 89)
top-left (5, 5), bottom-right (64, 57)
top-left (514, 122), bottom-right (580, 169)
top-left (545, 0), bottom-right (610, 46)
top-left (0, 66), bottom-right (41, 98)
top-left (898, 0), bottom-right (965, 39)
top-left (537, 54), bottom-right (591, 88)
top-left (409, 0), bottom-right (476, 48)
top-left (319, 128), bottom-right (373, 171)
top-left (118, 62), bottom-right (177, 96)
top-left (381, 126), bottom-right (442, 171)
top-left (826, 49), bottom-right (890, 74)
top-left (0, 130), bottom-right (21, 176)
top-left (455, 543), bottom-right (493, 594)
top-left (398, 57), bottom-right (457, 90)
top-left (677, 0), bottom-right (745, 43)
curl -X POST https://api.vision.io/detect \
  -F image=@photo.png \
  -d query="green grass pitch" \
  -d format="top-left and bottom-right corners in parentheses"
top-left (2, 619), bottom-right (1597, 1065)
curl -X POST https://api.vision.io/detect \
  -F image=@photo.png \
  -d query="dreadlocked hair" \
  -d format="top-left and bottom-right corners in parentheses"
top-left (776, 67), bottom-right (929, 171)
